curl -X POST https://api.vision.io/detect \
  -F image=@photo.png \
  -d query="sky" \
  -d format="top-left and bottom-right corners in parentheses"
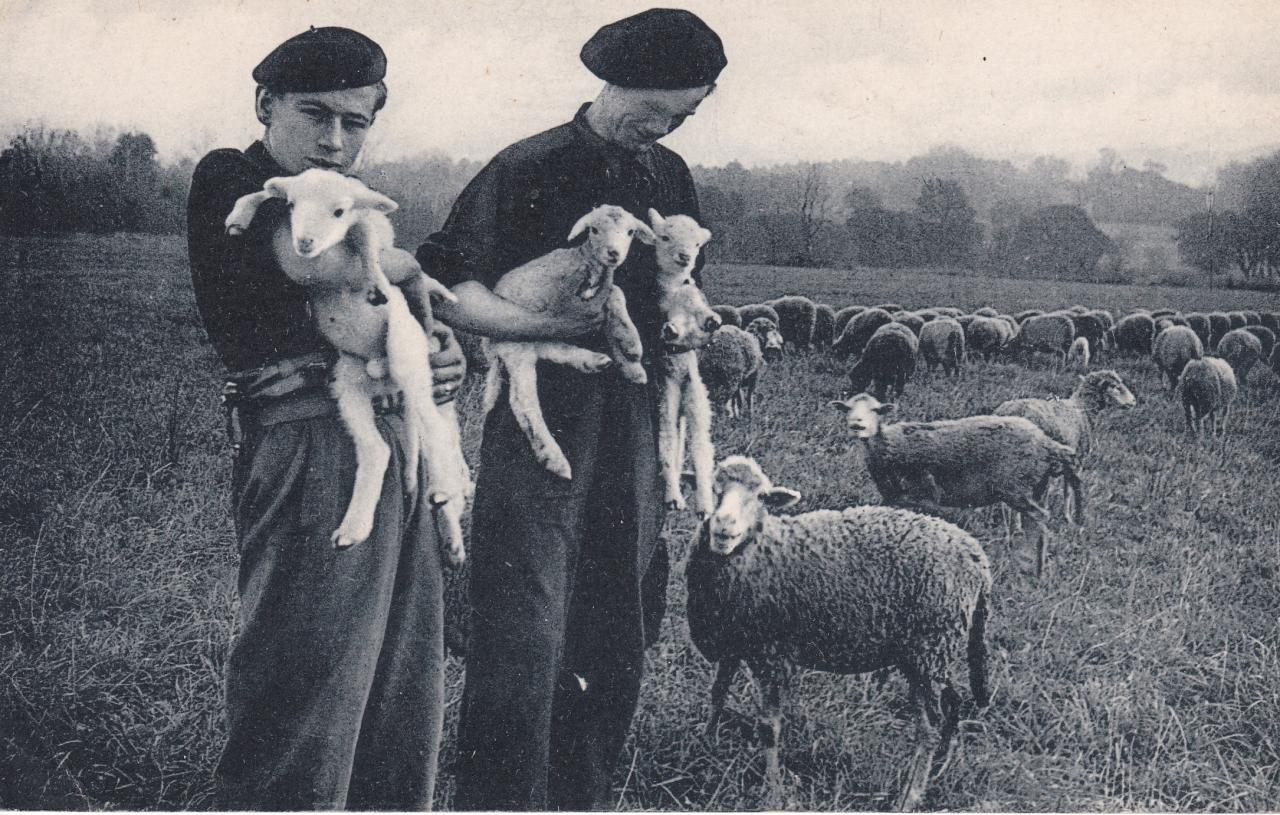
top-left (3, 0), bottom-right (1280, 186)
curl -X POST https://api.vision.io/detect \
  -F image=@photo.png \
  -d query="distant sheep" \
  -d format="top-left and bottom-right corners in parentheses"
top-left (738, 302), bottom-right (781, 329)
top-left (973, 307), bottom-right (999, 317)
top-left (833, 393), bottom-right (1080, 577)
top-left (1260, 312), bottom-right (1280, 332)
top-left (698, 324), bottom-right (764, 420)
top-left (874, 302), bottom-right (904, 312)
top-left (1185, 313), bottom-right (1211, 348)
top-left (891, 311), bottom-right (926, 337)
top-left (847, 322), bottom-right (918, 400)
top-left (1207, 312), bottom-right (1232, 349)
top-left (686, 455), bottom-right (991, 811)
top-left (1015, 309), bottom-right (1043, 324)
top-left (1177, 357), bottom-right (1237, 435)
top-left (1010, 313), bottom-right (1075, 363)
top-left (746, 316), bottom-right (784, 363)
top-left (833, 305), bottom-right (864, 338)
top-left (812, 303), bottom-right (837, 349)
top-left (919, 317), bottom-right (965, 378)
top-left (832, 307), bottom-right (893, 358)
top-left (768, 295), bottom-right (818, 352)
top-left (1068, 313), bottom-right (1107, 357)
top-left (1243, 325), bottom-right (1276, 362)
top-left (931, 306), bottom-right (964, 318)
top-left (1227, 311), bottom-right (1247, 330)
top-left (1067, 337), bottom-right (1090, 369)
top-left (712, 304), bottom-right (742, 328)
top-left (1217, 328), bottom-right (1263, 388)
top-left (1111, 312), bottom-right (1156, 355)
top-left (967, 315), bottom-right (1012, 361)
top-left (1152, 325), bottom-right (1203, 391)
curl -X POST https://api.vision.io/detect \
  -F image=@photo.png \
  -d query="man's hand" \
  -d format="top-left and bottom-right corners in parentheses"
top-left (430, 323), bottom-right (466, 405)
top-left (542, 291), bottom-right (608, 339)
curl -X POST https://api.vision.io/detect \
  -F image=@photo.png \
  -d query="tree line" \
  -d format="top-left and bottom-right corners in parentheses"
top-left (3, 122), bottom-right (1278, 287)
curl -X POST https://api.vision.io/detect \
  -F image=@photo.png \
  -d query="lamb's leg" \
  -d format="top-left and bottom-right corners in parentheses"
top-left (330, 355), bottom-right (390, 549)
top-left (705, 658), bottom-right (739, 739)
top-left (683, 363), bottom-right (716, 517)
top-left (534, 341), bottom-right (614, 374)
top-left (657, 374), bottom-right (685, 511)
top-left (502, 346), bottom-right (573, 479)
top-left (604, 284), bottom-right (647, 384)
top-left (224, 189), bottom-right (274, 234)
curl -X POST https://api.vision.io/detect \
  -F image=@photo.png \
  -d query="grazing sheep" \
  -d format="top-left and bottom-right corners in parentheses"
top-left (932, 306), bottom-right (964, 318)
top-left (833, 393), bottom-right (1080, 577)
top-left (712, 304), bottom-right (742, 328)
top-left (224, 168), bottom-right (469, 559)
top-left (1243, 325), bottom-right (1276, 362)
top-left (1272, 344), bottom-right (1280, 379)
top-left (698, 324), bottom-right (764, 419)
top-left (1152, 325), bottom-right (1204, 391)
top-left (1015, 309), bottom-right (1043, 324)
top-left (1177, 357), bottom-right (1237, 435)
top-left (1260, 312), bottom-right (1280, 332)
top-left (973, 306), bottom-right (999, 317)
top-left (1242, 310), bottom-right (1262, 326)
top-left (913, 308), bottom-right (939, 323)
top-left (812, 303), bottom-right (837, 348)
top-left (1112, 312), bottom-right (1156, 355)
top-left (745, 316), bottom-right (784, 363)
top-left (1067, 304), bottom-right (1090, 315)
top-left (1217, 328), bottom-right (1264, 388)
top-left (833, 305), bottom-right (864, 338)
top-left (1010, 313), bottom-right (1076, 364)
top-left (874, 302), bottom-right (904, 312)
top-left (848, 322), bottom-right (919, 400)
top-left (686, 455), bottom-right (992, 811)
top-left (1185, 313), bottom-right (1212, 348)
top-left (769, 295), bottom-right (818, 352)
top-left (832, 307), bottom-right (894, 358)
top-left (919, 317), bottom-right (965, 377)
top-left (966, 315), bottom-right (1011, 361)
top-left (1227, 311), bottom-right (1247, 330)
top-left (483, 204), bottom-right (655, 479)
top-left (891, 311), bottom-right (926, 337)
top-left (738, 302), bottom-right (781, 329)
top-left (1150, 308), bottom-right (1177, 320)
top-left (1067, 337), bottom-right (1090, 369)
top-left (1207, 312), bottom-right (1232, 349)
top-left (994, 369), bottom-right (1136, 523)
top-left (1068, 313), bottom-right (1107, 356)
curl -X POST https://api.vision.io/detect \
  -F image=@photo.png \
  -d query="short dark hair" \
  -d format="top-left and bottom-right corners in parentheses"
top-left (257, 80), bottom-right (388, 116)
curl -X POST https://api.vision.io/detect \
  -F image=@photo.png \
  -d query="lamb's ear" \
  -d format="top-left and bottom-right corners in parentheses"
top-left (632, 218), bottom-right (656, 245)
top-left (829, 400), bottom-right (851, 413)
top-left (648, 207), bottom-right (665, 228)
top-left (761, 488), bottom-right (801, 509)
top-left (567, 211), bottom-right (594, 242)
top-left (699, 227), bottom-right (713, 244)
top-left (263, 177), bottom-right (291, 199)
top-left (875, 402), bottom-right (896, 415)
top-left (355, 188), bottom-right (398, 214)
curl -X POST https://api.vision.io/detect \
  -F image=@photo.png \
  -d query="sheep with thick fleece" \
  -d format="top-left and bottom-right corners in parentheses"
top-left (1217, 328), bottom-right (1263, 388)
top-left (966, 315), bottom-right (1010, 361)
top-left (1177, 357), bottom-right (1238, 435)
top-left (833, 305), bottom-right (864, 337)
top-left (919, 317), bottom-right (965, 377)
top-left (482, 204), bottom-right (655, 479)
top-left (1244, 325), bottom-right (1276, 361)
top-left (848, 322), bottom-right (918, 400)
top-left (995, 369), bottom-right (1136, 523)
top-left (1010, 313), bottom-right (1076, 363)
top-left (224, 168), bottom-right (469, 560)
top-left (686, 455), bottom-right (991, 811)
top-left (697, 324), bottom-right (764, 419)
top-left (1152, 325), bottom-right (1203, 391)
top-left (833, 393), bottom-right (1080, 577)
top-left (891, 311), bottom-right (926, 337)
top-left (712, 304), bottom-right (742, 328)
top-left (832, 307), bottom-right (893, 358)
top-left (768, 295), bottom-right (818, 351)
top-left (1111, 312), bottom-right (1156, 355)
top-left (1207, 312), bottom-right (1232, 349)
top-left (738, 302), bottom-right (781, 330)
top-left (812, 303), bottom-right (837, 348)
top-left (745, 315), bottom-right (784, 362)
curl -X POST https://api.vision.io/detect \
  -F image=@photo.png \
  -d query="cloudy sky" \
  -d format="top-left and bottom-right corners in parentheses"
top-left (3, 0), bottom-right (1279, 185)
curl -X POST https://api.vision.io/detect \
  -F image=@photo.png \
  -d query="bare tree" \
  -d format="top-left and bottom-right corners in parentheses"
top-left (793, 162), bottom-right (831, 266)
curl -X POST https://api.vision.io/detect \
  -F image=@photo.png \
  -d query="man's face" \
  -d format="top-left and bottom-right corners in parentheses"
top-left (257, 85), bottom-right (380, 175)
top-left (612, 85), bottom-right (714, 151)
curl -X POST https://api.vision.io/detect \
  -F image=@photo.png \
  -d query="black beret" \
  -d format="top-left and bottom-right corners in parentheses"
top-left (253, 26), bottom-right (386, 93)
top-left (581, 8), bottom-right (726, 90)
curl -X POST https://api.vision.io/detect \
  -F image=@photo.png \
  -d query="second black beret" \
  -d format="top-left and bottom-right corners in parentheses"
top-left (581, 8), bottom-right (726, 90)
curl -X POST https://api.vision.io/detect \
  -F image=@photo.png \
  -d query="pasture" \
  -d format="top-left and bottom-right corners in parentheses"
top-left (2, 234), bottom-right (1279, 810)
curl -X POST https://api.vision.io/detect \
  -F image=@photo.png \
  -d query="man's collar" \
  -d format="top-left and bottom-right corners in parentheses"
top-left (246, 140), bottom-right (289, 177)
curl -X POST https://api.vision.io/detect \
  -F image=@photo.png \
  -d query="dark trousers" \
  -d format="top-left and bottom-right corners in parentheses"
top-left (214, 410), bottom-right (446, 810)
top-left (454, 368), bottom-right (665, 810)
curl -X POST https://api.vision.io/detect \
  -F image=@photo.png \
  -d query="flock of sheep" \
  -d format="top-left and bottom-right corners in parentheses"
top-left (673, 288), bottom-right (1278, 808)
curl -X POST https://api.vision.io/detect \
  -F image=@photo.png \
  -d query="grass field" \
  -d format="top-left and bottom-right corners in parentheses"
top-left (2, 235), bottom-right (1279, 810)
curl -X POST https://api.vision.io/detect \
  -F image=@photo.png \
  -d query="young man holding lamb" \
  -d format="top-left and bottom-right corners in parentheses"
top-left (420, 8), bottom-right (726, 809)
top-left (186, 27), bottom-right (462, 809)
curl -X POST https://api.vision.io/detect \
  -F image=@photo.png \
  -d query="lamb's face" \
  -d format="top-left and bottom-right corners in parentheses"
top-left (649, 209), bottom-right (712, 276)
top-left (831, 393), bottom-right (891, 439)
top-left (706, 456), bottom-right (800, 556)
top-left (660, 283), bottom-right (721, 351)
top-left (568, 205), bottom-right (654, 270)
top-left (269, 169), bottom-right (397, 260)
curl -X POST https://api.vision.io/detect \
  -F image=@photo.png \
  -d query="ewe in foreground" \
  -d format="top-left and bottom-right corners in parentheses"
top-left (685, 455), bottom-right (991, 811)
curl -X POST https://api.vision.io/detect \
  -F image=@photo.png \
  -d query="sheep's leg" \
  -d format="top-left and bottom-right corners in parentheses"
top-left (932, 682), bottom-right (962, 775)
top-left (533, 341), bottom-right (614, 374)
top-left (1010, 497), bottom-right (1051, 577)
top-left (705, 658), bottom-right (739, 739)
top-left (752, 659), bottom-right (791, 809)
top-left (502, 346), bottom-right (573, 479)
top-left (330, 356), bottom-right (390, 549)
top-left (657, 373), bottom-right (685, 511)
top-left (683, 364), bottom-right (716, 517)
top-left (895, 675), bottom-right (943, 812)
top-left (224, 189), bottom-right (273, 234)
top-left (604, 284), bottom-right (648, 384)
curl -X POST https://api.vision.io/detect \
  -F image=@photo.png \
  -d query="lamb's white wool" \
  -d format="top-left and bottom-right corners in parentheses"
top-left (225, 168), bottom-right (470, 563)
top-left (482, 204), bottom-right (655, 479)
top-left (1067, 336), bottom-right (1090, 369)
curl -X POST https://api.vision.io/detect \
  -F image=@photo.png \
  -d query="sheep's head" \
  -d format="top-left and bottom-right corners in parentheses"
top-left (567, 205), bottom-right (655, 270)
top-left (648, 208), bottom-right (711, 280)
top-left (1079, 369), bottom-right (1136, 410)
top-left (831, 393), bottom-right (894, 439)
top-left (660, 282), bottom-right (720, 352)
top-left (263, 168), bottom-right (397, 259)
top-left (745, 317), bottom-right (784, 361)
top-left (703, 456), bottom-right (800, 556)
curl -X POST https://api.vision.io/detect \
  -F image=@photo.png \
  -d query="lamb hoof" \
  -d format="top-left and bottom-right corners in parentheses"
top-left (440, 541), bottom-right (466, 569)
top-left (540, 454), bottom-right (573, 480)
top-left (576, 353), bottom-right (614, 374)
top-left (332, 526), bottom-right (368, 549)
top-left (665, 493), bottom-right (686, 512)
top-left (620, 363), bottom-right (648, 384)
top-left (226, 225), bottom-right (246, 236)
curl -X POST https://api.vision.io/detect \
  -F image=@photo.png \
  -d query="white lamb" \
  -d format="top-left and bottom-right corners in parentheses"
top-left (482, 205), bottom-right (655, 479)
top-left (647, 208), bottom-right (719, 516)
top-left (1067, 336), bottom-right (1090, 369)
top-left (225, 168), bottom-right (470, 562)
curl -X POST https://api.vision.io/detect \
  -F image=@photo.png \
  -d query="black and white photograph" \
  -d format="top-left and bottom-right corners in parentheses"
top-left (1, 0), bottom-right (1278, 810)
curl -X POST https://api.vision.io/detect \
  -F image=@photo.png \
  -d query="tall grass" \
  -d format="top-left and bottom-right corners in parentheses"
top-left (1, 235), bottom-right (1278, 810)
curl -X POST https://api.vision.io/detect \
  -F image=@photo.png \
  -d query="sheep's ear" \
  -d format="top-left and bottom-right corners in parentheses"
top-left (875, 402), bottom-right (896, 415)
top-left (567, 211), bottom-right (593, 242)
top-left (761, 488), bottom-right (801, 509)
top-left (632, 219), bottom-right (656, 245)
top-left (648, 207), bottom-right (665, 227)
top-left (355, 188), bottom-right (398, 214)
top-left (263, 177), bottom-right (291, 199)
top-left (829, 400), bottom-right (851, 413)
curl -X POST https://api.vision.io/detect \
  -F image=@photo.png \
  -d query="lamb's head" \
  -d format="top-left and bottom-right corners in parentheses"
top-left (648, 208), bottom-right (711, 281)
top-left (264, 168), bottom-right (397, 258)
top-left (745, 317), bottom-right (784, 362)
top-left (567, 204), bottom-right (655, 270)
top-left (830, 393), bottom-right (894, 440)
top-left (660, 281), bottom-right (721, 352)
top-left (704, 456), bottom-right (800, 556)
top-left (1078, 369), bottom-right (1136, 410)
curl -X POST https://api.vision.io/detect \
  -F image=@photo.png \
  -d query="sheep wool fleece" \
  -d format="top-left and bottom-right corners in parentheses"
top-left (187, 142), bottom-right (446, 810)
top-left (419, 103), bottom-right (703, 810)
